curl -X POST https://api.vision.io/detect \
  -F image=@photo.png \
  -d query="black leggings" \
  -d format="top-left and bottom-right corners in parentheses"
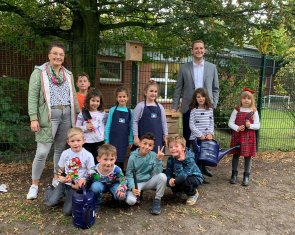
top-left (170, 175), bottom-right (201, 196)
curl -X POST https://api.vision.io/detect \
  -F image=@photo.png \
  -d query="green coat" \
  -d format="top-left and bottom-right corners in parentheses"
top-left (28, 62), bottom-right (80, 143)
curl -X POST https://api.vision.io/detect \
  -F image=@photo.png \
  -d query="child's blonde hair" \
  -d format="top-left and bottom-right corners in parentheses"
top-left (239, 91), bottom-right (256, 111)
top-left (168, 135), bottom-right (186, 148)
top-left (97, 144), bottom-right (117, 159)
top-left (67, 127), bottom-right (84, 139)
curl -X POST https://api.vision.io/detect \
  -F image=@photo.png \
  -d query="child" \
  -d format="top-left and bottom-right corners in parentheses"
top-left (228, 88), bottom-right (260, 186)
top-left (126, 132), bottom-right (166, 215)
top-left (132, 80), bottom-right (168, 152)
top-left (87, 144), bottom-right (127, 212)
top-left (44, 127), bottom-right (95, 215)
top-left (105, 87), bottom-right (133, 170)
top-left (76, 88), bottom-right (107, 164)
top-left (189, 88), bottom-right (214, 178)
top-left (76, 72), bottom-right (91, 110)
top-left (165, 136), bottom-right (203, 205)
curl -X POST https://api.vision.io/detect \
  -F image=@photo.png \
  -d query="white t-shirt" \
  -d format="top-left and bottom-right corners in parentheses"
top-left (58, 148), bottom-right (95, 181)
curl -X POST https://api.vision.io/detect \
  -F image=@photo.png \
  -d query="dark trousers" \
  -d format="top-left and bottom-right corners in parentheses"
top-left (183, 110), bottom-right (191, 148)
top-left (170, 175), bottom-right (201, 196)
top-left (83, 141), bottom-right (104, 164)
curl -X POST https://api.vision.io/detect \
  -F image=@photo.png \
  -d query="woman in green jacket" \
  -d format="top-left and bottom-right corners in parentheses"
top-left (27, 41), bottom-right (80, 200)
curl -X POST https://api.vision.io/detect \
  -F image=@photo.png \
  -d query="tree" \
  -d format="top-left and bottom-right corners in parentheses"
top-left (274, 48), bottom-right (295, 127)
top-left (0, 0), bottom-right (292, 79)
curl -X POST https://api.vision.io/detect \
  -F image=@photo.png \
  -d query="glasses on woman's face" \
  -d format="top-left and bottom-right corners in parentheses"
top-left (50, 52), bottom-right (65, 57)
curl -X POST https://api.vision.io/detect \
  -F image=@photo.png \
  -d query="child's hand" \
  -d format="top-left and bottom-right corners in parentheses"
top-left (237, 125), bottom-right (245, 132)
top-left (116, 188), bottom-right (126, 199)
top-left (78, 178), bottom-right (86, 188)
top-left (245, 120), bottom-right (251, 128)
top-left (132, 188), bottom-right (140, 196)
top-left (169, 178), bottom-right (175, 187)
top-left (200, 135), bottom-right (206, 140)
top-left (71, 180), bottom-right (79, 190)
top-left (157, 146), bottom-right (165, 160)
top-left (86, 122), bottom-right (94, 131)
top-left (206, 134), bottom-right (213, 140)
top-left (134, 136), bottom-right (140, 146)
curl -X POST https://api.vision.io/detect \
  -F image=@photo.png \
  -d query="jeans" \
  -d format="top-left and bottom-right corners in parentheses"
top-left (91, 182), bottom-right (125, 205)
top-left (32, 106), bottom-right (71, 180)
top-left (44, 183), bottom-right (74, 216)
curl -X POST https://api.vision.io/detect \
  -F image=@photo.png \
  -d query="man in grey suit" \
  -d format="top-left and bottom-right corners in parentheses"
top-left (171, 40), bottom-right (219, 177)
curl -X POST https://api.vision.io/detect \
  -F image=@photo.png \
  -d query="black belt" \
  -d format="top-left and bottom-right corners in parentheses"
top-left (51, 105), bottom-right (70, 110)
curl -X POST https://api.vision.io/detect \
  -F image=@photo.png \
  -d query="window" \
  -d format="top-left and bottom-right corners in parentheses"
top-left (151, 63), bottom-right (179, 102)
top-left (99, 60), bottom-right (122, 82)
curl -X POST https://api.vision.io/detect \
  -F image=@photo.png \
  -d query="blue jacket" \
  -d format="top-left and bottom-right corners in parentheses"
top-left (165, 148), bottom-right (204, 184)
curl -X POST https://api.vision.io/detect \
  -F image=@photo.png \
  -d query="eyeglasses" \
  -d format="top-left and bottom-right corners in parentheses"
top-left (50, 52), bottom-right (65, 57)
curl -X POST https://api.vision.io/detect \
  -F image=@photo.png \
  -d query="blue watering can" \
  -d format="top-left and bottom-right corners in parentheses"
top-left (195, 140), bottom-right (240, 167)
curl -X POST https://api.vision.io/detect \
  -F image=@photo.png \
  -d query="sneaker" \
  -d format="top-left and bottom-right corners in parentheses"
top-left (52, 178), bottom-right (59, 188)
top-left (27, 185), bottom-right (38, 200)
top-left (186, 190), bottom-right (199, 206)
top-left (150, 199), bottom-right (161, 215)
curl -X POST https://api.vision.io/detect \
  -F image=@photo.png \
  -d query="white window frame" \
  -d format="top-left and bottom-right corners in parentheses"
top-left (151, 63), bottom-right (177, 102)
top-left (99, 60), bottom-right (122, 82)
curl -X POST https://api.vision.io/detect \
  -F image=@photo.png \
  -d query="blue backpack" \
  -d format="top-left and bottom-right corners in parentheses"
top-left (72, 186), bottom-right (95, 229)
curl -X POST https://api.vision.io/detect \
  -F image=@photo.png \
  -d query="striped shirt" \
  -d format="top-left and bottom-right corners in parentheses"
top-left (189, 108), bottom-right (214, 140)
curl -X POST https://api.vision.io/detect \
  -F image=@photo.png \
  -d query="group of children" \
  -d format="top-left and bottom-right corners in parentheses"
top-left (41, 72), bottom-right (260, 216)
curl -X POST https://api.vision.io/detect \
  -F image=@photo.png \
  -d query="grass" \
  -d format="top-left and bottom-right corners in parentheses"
top-left (214, 108), bottom-right (295, 151)
top-left (259, 109), bottom-right (295, 151)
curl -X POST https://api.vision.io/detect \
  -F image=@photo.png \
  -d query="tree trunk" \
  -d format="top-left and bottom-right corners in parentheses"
top-left (69, 0), bottom-right (100, 85)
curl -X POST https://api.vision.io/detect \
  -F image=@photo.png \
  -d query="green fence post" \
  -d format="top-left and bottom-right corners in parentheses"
top-left (131, 61), bottom-right (138, 108)
top-left (257, 54), bottom-right (266, 150)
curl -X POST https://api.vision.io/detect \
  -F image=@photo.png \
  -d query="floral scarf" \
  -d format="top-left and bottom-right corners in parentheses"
top-left (46, 63), bottom-right (66, 85)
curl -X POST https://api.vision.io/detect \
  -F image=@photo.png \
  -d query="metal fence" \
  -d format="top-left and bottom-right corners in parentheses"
top-left (0, 41), bottom-right (294, 161)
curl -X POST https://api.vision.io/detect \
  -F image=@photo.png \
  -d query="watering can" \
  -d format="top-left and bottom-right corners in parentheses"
top-left (195, 140), bottom-right (240, 167)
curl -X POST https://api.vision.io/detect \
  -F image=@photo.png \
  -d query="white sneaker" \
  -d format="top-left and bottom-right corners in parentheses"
top-left (27, 185), bottom-right (38, 200)
top-left (186, 190), bottom-right (199, 206)
top-left (52, 178), bottom-right (59, 188)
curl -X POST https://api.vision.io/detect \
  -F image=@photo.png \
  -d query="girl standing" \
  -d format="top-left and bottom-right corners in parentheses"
top-left (228, 88), bottom-right (260, 186)
top-left (133, 80), bottom-right (168, 152)
top-left (105, 87), bottom-right (133, 170)
top-left (76, 88), bottom-right (107, 164)
top-left (189, 88), bottom-right (214, 178)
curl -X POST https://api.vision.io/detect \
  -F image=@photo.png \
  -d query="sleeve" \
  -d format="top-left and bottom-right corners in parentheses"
top-left (189, 109), bottom-right (202, 137)
top-left (228, 109), bottom-right (239, 132)
top-left (159, 104), bottom-right (168, 136)
top-left (129, 110), bottom-right (134, 144)
top-left (86, 153), bottom-right (95, 170)
top-left (71, 74), bottom-right (81, 115)
top-left (165, 157), bottom-right (174, 183)
top-left (28, 69), bottom-right (41, 121)
top-left (212, 64), bottom-right (219, 109)
top-left (104, 107), bottom-right (114, 143)
top-left (132, 102), bottom-right (143, 136)
top-left (172, 64), bottom-right (184, 110)
top-left (75, 112), bottom-right (88, 132)
top-left (209, 109), bottom-right (214, 134)
top-left (58, 151), bottom-right (66, 169)
top-left (249, 111), bottom-right (260, 130)
top-left (125, 155), bottom-right (135, 190)
top-left (115, 166), bottom-right (127, 191)
top-left (151, 152), bottom-right (163, 175)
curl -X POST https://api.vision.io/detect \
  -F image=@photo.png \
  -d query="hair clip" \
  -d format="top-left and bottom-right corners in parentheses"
top-left (243, 88), bottom-right (255, 94)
